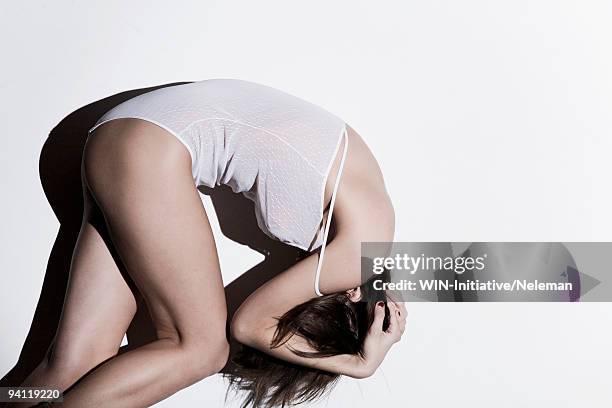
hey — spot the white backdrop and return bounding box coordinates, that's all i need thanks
[1,1,611,407]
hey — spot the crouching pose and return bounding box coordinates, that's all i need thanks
[9,79,403,408]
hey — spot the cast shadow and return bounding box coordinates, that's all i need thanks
[0,82,304,386]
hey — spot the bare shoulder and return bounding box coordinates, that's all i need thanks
[335,124,395,243]
[314,125,395,293]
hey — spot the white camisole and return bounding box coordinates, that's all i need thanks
[88,79,348,296]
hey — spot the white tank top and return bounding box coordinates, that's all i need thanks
[89,79,348,296]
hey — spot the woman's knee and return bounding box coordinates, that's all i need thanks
[44,341,116,386]
[174,335,230,383]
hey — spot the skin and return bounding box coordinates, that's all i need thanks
[231,124,403,377]
[8,119,403,407]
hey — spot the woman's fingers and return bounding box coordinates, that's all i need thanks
[391,300,406,316]
[397,302,407,323]
[390,301,403,320]
[372,301,386,332]
[399,314,406,334]
[386,303,401,339]
[398,303,407,334]
[392,301,407,320]
[390,301,407,336]
[398,302,407,316]
[374,301,406,341]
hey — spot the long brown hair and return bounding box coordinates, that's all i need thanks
[224,269,390,407]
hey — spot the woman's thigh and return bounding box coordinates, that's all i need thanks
[49,184,138,377]
[82,119,227,348]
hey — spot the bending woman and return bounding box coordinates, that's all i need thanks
[10,79,403,407]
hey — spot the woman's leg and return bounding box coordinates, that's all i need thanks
[9,172,138,406]
[60,120,229,407]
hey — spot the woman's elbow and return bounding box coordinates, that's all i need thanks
[353,364,377,379]
[230,311,269,348]
[230,313,253,345]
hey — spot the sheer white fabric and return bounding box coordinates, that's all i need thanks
[88,79,347,260]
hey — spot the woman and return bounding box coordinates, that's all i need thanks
[12,79,403,407]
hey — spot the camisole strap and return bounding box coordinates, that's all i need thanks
[314,126,349,296]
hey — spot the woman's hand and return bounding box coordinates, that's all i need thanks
[355,301,407,378]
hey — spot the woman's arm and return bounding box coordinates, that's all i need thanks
[230,180,398,377]
[232,292,405,378]
[230,233,366,376]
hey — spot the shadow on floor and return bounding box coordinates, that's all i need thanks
[0,82,304,386]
